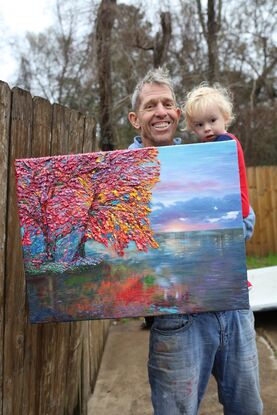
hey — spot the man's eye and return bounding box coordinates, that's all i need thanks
[165,103,174,108]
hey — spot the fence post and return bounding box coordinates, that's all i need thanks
[0,81,110,415]
[0,81,11,415]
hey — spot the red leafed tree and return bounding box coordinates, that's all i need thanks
[15,147,160,263]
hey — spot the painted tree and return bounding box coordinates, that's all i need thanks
[16,153,102,261]
[15,147,160,265]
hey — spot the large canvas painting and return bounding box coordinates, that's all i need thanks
[15,141,249,323]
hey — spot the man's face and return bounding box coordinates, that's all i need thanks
[128,83,181,147]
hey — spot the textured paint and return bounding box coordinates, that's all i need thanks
[15,142,249,323]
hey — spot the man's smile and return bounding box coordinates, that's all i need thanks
[152,121,171,130]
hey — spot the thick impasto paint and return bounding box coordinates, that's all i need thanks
[15,141,249,323]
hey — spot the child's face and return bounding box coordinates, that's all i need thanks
[191,105,227,142]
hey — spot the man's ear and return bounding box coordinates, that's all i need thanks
[128,112,141,130]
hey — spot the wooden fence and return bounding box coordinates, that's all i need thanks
[246,166,277,257]
[0,81,110,415]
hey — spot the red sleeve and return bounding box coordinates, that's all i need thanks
[228,134,250,218]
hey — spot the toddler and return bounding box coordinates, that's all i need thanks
[183,83,252,288]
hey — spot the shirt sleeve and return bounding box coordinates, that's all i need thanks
[234,138,250,218]
[243,206,255,240]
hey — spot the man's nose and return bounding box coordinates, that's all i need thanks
[155,102,167,116]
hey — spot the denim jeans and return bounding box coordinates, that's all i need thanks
[148,310,263,415]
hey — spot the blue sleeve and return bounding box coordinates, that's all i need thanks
[243,206,255,240]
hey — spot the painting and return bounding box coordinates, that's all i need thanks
[15,141,249,323]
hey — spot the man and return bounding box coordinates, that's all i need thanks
[128,68,263,415]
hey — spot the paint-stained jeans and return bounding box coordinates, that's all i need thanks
[148,310,263,415]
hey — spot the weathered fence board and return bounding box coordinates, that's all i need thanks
[68,110,86,155]
[32,96,52,157]
[0,81,11,415]
[0,81,110,415]
[268,166,277,253]
[83,117,97,153]
[246,166,277,256]
[51,104,71,155]
[4,87,33,415]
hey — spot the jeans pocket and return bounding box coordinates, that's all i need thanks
[238,308,251,314]
[152,314,193,335]
[237,309,255,340]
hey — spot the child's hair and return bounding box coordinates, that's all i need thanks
[182,82,235,131]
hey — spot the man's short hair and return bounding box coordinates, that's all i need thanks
[131,67,176,111]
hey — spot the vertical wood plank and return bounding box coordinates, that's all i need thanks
[247,166,277,257]
[64,109,86,414]
[21,96,53,415]
[4,87,33,415]
[269,166,277,253]
[51,103,71,155]
[38,323,59,414]
[256,167,268,256]
[54,323,71,414]
[38,102,72,414]
[64,323,83,413]
[31,97,52,157]
[263,167,274,256]
[81,322,91,414]
[83,116,97,153]
[68,110,86,155]
[246,167,258,256]
[21,325,42,415]
[0,81,11,415]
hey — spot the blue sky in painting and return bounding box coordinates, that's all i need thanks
[150,141,243,232]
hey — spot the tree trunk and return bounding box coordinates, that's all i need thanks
[207,0,220,83]
[73,234,86,261]
[197,0,221,83]
[153,12,172,68]
[96,0,117,151]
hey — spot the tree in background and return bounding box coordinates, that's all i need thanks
[96,0,117,151]
[196,0,221,83]
[13,0,277,165]
[16,0,99,113]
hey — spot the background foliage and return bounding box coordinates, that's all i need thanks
[14,0,277,164]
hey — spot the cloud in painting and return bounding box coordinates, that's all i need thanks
[208,211,239,223]
[150,194,242,232]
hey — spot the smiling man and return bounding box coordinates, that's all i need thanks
[128,69,181,148]
[127,68,263,415]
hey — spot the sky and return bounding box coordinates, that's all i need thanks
[151,141,243,233]
[0,0,55,82]
[0,0,171,85]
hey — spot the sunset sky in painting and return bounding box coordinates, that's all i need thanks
[150,141,243,233]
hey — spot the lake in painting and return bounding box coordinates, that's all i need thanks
[15,141,249,323]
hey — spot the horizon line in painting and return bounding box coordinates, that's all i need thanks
[15,141,249,323]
